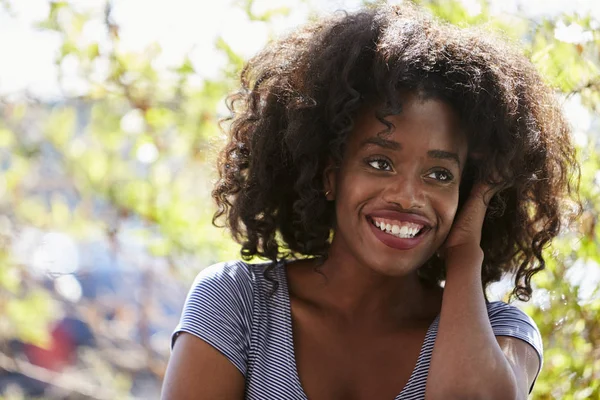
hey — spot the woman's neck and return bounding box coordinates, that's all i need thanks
[286,253,442,328]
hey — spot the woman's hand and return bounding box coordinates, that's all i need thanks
[442,181,503,270]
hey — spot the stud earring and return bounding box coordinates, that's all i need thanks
[324,190,331,197]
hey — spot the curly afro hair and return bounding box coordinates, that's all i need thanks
[212,3,579,301]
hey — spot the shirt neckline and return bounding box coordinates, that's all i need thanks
[276,261,439,400]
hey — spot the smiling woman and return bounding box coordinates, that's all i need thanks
[327,97,468,274]
[162,3,579,400]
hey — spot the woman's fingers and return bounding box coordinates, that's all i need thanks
[444,183,495,250]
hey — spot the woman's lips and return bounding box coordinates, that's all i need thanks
[367,209,432,228]
[367,216,430,250]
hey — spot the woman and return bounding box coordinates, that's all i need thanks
[162,4,578,399]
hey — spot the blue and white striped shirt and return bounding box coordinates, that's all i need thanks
[172,260,543,399]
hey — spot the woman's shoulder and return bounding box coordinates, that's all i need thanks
[188,259,280,297]
[172,260,275,376]
[194,259,251,280]
[486,301,538,326]
[485,300,543,353]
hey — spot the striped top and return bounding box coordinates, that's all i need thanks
[172,260,543,399]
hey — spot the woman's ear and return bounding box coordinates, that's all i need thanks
[323,159,337,201]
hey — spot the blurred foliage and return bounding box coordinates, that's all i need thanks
[0,0,598,399]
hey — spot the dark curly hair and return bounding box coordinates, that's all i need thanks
[212,3,579,301]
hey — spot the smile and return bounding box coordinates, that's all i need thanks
[370,217,424,239]
[366,215,430,250]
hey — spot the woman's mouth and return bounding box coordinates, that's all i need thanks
[370,217,424,239]
[366,215,430,250]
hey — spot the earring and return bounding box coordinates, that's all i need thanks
[324,190,331,197]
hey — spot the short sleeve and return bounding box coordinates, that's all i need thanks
[487,301,543,392]
[171,261,254,377]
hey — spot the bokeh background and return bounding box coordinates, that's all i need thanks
[0,0,598,399]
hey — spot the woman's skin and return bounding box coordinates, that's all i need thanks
[161,94,540,400]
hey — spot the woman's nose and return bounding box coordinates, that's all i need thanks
[382,175,425,209]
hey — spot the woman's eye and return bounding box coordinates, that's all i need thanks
[368,159,392,171]
[427,170,453,182]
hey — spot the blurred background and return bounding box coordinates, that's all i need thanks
[0,0,598,399]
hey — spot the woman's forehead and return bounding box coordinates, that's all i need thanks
[348,95,468,154]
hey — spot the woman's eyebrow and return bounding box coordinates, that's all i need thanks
[360,138,460,167]
[361,136,401,150]
[428,149,460,167]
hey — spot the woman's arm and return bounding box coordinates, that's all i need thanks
[425,184,540,400]
[426,258,539,399]
[161,333,245,400]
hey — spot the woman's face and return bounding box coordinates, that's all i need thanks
[326,94,468,276]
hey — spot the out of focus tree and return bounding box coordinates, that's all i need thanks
[0,1,245,397]
[0,0,598,398]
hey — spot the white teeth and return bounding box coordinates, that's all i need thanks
[371,218,423,239]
